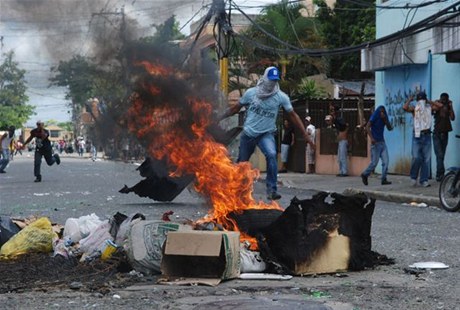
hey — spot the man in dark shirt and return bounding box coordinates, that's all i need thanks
[432,93,455,181]
[23,121,60,182]
[361,106,393,186]
[279,119,294,173]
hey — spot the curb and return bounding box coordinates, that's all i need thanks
[343,188,441,208]
[280,179,441,208]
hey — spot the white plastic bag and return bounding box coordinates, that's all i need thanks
[240,242,267,273]
[78,220,112,257]
[63,213,102,243]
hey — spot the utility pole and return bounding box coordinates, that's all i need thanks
[216,0,230,95]
[92,6,128,91]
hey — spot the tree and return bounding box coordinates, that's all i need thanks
[0,51,34,129]
[49,55,125,134]
[142,15,186,44]
[234,0,326,95]
[57,121,73,132]
[314,0,375,79]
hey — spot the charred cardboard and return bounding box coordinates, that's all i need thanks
[160,231,240,286]
[293,230,350,275]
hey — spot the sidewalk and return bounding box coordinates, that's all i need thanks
[277,172,440,207]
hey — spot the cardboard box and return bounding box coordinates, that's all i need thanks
[293,231,351,275]
[126,221,191,275]
[160,230,240,286]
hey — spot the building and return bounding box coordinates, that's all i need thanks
[361,1,460,174]
[23,125,73,144]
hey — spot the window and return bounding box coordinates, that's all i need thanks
[50,130,60,138]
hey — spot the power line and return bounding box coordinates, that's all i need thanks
[227,0,460,57]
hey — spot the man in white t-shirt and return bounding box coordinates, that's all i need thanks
[78,139,86,157]
[305,116,316,174]
[403,91,436,187]
[0,126,15,173]
[222,66,314,200]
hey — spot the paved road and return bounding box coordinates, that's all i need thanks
[0,154,317,223]
[1,155,459,309]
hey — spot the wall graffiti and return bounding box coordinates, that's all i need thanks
[385,87,426,129]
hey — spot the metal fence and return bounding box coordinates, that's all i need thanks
[285,98,375,172]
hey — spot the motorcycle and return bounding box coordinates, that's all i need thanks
[439,134,460,212]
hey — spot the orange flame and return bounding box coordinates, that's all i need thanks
[127,61,282,246]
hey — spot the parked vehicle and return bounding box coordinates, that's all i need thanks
[439,135,460,212]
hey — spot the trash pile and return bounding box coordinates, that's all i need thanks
[0,192,394,290]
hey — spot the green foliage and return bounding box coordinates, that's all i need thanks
[296,78,327,99]
[233,0,327,95]
[57,121,73,131]
[314,0,375,79]
[0,51,34,129]
[242,1,324,70]
[49,55,125,122]
[140,16,185,44]
[50,55,102,105]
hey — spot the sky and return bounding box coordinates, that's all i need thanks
[0,0,281,126]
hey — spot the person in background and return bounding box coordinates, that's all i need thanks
[23,121,60,182]
[222,66,314,200]
[330,104,349,177]
[305,116,316,174]
[279,119,294,173]
[324,114,333,128]
[403,91,436,187]
[0,126,16,173]
[14,140,23,156]
[361,106,393,186]
[431,92,455,181]
[91,144,97,162]
[78,139,86,157]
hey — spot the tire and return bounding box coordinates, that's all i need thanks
[439,171,460,212]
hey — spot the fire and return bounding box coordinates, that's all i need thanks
[127,61,282,246]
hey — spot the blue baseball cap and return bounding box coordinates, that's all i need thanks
[265,66,280,81]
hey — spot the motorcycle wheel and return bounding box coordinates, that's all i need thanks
[439,171,460,212]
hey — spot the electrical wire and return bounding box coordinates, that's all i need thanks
[228,0,460,57]
[343,0,449,9]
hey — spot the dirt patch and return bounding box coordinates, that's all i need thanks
[0,253,139,294]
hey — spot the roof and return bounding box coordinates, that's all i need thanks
[332,80,375,96]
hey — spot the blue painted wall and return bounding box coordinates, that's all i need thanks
[374,1,460,176]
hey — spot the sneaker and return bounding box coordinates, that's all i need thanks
[278,169,288,173]
[420,181,431,187]
[381,179,392,185]
[0,170,5,174]
[267,192,282,200]
[54,154,61,165]
[361,174,368,186]
[34,175,42,183]
[410,179,417,186]
[336,174,349,177]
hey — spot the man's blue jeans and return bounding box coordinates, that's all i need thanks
[362,141,389,181]
[337,140,348,175]
[433,132,449,180]
[410,133,431,183]
[238,132,278,195]
[0,149,11,171]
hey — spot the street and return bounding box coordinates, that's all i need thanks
[1,154,459,309]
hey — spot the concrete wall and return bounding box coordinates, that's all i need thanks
[315,129,371,176]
